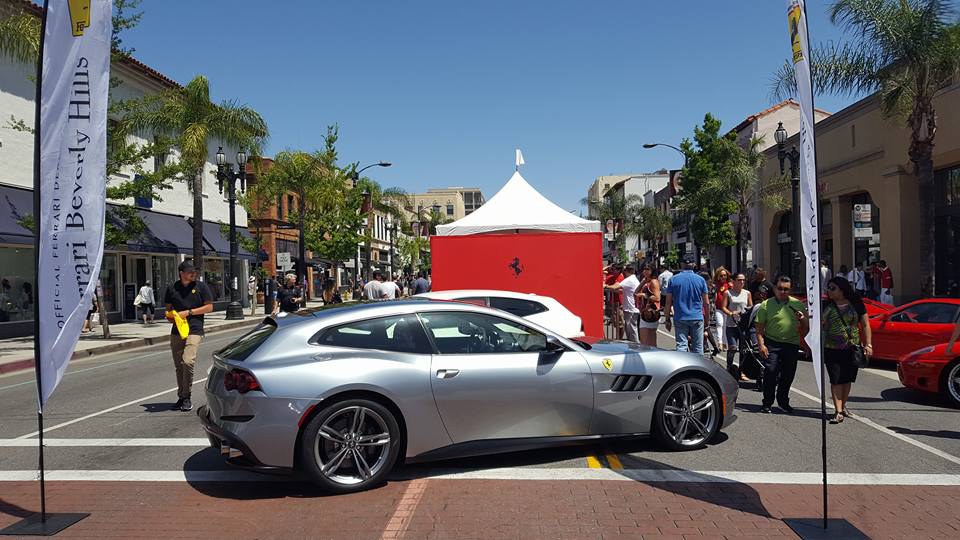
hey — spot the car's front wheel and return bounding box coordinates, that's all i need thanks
[653,377,721,451]
[941,360,960,408]
[300,398,401,493]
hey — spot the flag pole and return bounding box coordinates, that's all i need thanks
[32,0,50,523]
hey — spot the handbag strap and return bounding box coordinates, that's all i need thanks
[831,303,859,346]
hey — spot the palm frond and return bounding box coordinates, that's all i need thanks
[0,11,40,65]
[771,42,884,101]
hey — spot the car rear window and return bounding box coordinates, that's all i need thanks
[490,297,547,317]
[217,320,277,361]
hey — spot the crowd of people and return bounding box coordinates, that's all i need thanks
[604,255,875,421]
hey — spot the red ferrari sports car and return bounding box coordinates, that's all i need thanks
[899,342,960,407]
[869,298,960,362]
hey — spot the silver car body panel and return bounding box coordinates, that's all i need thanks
[202,300,737,470]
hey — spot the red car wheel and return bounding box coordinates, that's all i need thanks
[941,360,960,408]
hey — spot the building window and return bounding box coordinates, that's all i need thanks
[935,166,960,296]
[203,259,226,302]
[277,195,284,221]
[0,247,35,323]
[288,195,296,219]
[446,204,454,216]
[100,253,118,313]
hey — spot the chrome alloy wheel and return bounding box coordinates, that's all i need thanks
[947,363,960,405]
[314,405,392,486]
[661,381,718,447]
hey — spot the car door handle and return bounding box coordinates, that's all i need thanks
[436,369,460,379]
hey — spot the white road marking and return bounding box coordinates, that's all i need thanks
[0,333,240,390]
[0,469,959,485]
[0,438,209,447]
[13,378,208,440]
[789,387,960,467]
[657,325,960,466]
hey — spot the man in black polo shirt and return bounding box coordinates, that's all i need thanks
[273,273,303,314]
[164,260,214,411]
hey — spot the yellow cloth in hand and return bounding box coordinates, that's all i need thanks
[172,311,190,340]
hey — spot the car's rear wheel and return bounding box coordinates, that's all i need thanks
[300,399,401,493]
[940,360,960,408]
[653,377,720,451]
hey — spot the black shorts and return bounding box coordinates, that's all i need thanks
[824,347,858,385]
[140,303,155,315]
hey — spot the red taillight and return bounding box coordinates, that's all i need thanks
[224,369,261,394]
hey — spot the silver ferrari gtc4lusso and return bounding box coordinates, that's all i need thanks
[198,299,738,493]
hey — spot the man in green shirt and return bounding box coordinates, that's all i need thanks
[755,275,810,414]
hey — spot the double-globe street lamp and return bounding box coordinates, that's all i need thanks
[642,142,696,265]
[350,162,391,284]
[215,146,247,321]
[774,122,802,288]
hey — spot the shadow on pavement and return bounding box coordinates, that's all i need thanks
[140,402,177,413]
[887,426,960,440]
[0,498,35,519]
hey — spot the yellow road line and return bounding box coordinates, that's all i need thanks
[585,454,603,468]
[605,452,623,470]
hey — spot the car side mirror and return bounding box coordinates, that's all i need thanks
[545,335,566,353]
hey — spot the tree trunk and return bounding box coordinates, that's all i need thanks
[192,170,204,272]
[909,102,937,298]
[96,290,110,339]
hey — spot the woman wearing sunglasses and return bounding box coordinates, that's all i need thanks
[823,276,873,424]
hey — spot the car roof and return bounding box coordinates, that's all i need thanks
[416,289,555,302]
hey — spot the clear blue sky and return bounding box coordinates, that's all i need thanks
[125,0,860,212]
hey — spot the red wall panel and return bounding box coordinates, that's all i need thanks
[430,232,604,337]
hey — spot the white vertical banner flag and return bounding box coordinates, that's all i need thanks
[786,0,823,392]
[37,0,112,409]
[515,148,525,168]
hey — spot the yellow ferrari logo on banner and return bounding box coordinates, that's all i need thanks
[788,4,803,63]
[602,358,614,371]
[68,0,91,37]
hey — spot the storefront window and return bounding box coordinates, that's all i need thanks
[851,194,881,268]
[204,258,226,301]
[935,166,960,296]
[99,253,118,313]
[0,247,35,323]
[152,255,177,301]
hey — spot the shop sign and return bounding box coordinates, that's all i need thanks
[777,232,792,244]
[853,203,872,222]
[853,222,873,238]
[277,252,293,271]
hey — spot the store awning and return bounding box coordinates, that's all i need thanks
[202,220,256,261]
[0,185,35,246]
[126,209,195,254]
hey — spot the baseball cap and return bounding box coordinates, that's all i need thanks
[178,260,196,273]
[681,254,696,265]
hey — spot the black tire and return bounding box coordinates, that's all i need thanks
[940,360,960,409]
[652,377,722,451]
[300,398,401,494]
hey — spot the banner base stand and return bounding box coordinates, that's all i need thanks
[0,513,89,536]
[783,518,867,540]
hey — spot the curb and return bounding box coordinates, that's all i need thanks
[0,318,262,377]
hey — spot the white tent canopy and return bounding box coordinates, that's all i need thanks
[435,171,602,236]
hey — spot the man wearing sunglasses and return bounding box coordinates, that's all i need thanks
[754,275,809,414]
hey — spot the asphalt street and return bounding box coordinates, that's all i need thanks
[1,325,958,481]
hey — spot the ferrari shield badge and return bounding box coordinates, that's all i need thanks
[602,358,614,371]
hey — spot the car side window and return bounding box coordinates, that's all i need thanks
[489,297,547,317]
[890,303,959,324]
[419,312,548,354]
[316,315,433,354]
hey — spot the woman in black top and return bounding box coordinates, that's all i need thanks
[822,276,873,424]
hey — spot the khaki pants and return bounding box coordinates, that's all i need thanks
[170,334,202,399]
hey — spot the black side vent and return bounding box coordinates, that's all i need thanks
[610,375,651,392]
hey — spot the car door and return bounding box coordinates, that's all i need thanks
[420,310,594,443]
[873,302,960,360]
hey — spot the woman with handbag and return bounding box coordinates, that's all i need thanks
[823,276,873,424]
[636,263,661,347]
[721,273,753,380]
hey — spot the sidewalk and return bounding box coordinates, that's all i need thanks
[0,300,326,376]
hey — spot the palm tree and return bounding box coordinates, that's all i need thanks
[772,0,960,295]
[0,8,39,65]
[123,75,268,271]
[628,206,673,265]
[581,191,644,263]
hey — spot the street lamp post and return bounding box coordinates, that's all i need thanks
[774,122,802,287]
[216,147,248,321]
[642,142,699,266]
[350,162,391,284]
[387,219,397,280]
[362,189,372,281]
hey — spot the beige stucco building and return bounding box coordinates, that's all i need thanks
[756,81,960,304]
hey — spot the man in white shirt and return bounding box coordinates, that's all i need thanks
[363,271,385,300]
[848,263,866,296]
[605,265,641,342]
[820,260,833,293]
[658,266,674,293]
[380,273,402,300]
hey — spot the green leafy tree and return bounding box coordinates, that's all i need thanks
[628,206,673,264]
[662,248,680,270]
[123,75,268,271]
[676,114,739,258]
[581,191,644,263]
[0,6,39,65]
[772,0,960,295]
